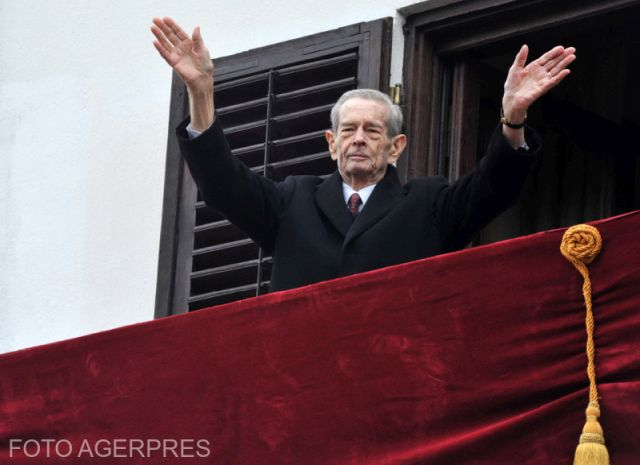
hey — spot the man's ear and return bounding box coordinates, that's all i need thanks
[387,134,407,164]
[325,130,338,161]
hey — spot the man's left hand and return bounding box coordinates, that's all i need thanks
[501,45,576,147]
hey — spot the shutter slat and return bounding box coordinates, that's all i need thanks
[272,129,327,146]
[190,284,257,303]
[193,237,254,255]
[194,220,247,249]
[270,131,328,164]
[195,205,224,226]
[191,259,259,295]
[273,77,357,116]
[272,104,333,139]
[271,151,330,169]
[214,72,269,108]
[276,52,358,76]
[188,284,258,310]
[191,258,259,279]
[194,218,230,233]
[230,143,266,169]
[273,103,333,123]
[275,76,356,101]
[223,119,267,148]
[274,53,358,94]
[192,239,259,272]
[215,71,270,89]
[231,142,265,156]
[217,97,269,128]
[217,96,269,115]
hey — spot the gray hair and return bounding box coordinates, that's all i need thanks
[330,88,403,137]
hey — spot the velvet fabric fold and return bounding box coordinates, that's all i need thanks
[1,211,639,464]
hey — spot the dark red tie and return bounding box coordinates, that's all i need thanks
[348,193,362,216]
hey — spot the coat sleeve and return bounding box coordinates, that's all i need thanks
[176,118,289,253]
[432,125,543,252]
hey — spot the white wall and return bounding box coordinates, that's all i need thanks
[0,0,416,353]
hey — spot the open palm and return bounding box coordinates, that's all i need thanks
[151,17,213,88]
[503,45,576,117]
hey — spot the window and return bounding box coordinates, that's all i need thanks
[156,19,392,316]
[401,0,640,244]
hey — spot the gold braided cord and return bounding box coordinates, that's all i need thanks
[560,224,602,403]
[561,224,610,465]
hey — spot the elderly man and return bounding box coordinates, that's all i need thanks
[152,17,576,292]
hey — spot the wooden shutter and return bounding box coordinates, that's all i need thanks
[156,19,392,316]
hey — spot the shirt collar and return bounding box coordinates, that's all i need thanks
[342,182,377,208]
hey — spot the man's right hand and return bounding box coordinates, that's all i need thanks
[152,17,215,132]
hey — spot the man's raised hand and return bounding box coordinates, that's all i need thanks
[152,17,215,131]
[500,45,575,147]
[502,44,576,123]
[151,17,213,90]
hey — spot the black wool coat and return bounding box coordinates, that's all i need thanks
[177,119,541,292]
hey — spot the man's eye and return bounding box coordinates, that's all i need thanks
[341,127,354,133]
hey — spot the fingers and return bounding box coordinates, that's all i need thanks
[546,68,571,89]
[511,44,529,70]
[536,45,568,68]
[548,51,576,76]
[537,60,573,95]
[192,26,203,53]
[503,44,576,111]
[525,45,576,79]
[152,40,172,64]
[151,24,173,52]
[163,17,190,41]
[152,17,185,48]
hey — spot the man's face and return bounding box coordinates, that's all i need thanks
[325,98,406,190]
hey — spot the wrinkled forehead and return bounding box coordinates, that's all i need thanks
[338,98,390,127]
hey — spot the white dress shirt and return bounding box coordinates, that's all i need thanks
[341,183,376,213]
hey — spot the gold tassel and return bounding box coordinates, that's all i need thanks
[560,224,610,465]
[573,401,609,465]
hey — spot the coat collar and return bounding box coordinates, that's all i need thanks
[315,171,353,237]
[314,165,406,241]
[345,165,406,245]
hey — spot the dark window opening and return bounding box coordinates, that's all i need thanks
[403,0,640,246]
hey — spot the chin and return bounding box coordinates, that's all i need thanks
[345,168,372,178]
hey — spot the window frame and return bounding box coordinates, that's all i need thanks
[400,0,639,181]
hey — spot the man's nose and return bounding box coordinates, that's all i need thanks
[352,126,366,144]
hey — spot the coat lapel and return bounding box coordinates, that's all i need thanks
[315,171,352,238]
[344,165,406,246]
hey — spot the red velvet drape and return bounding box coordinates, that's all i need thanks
[1,212,639,464]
